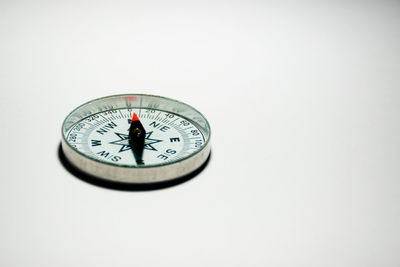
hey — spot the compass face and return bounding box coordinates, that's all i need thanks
[66,108,205,167]
[61,94,211,184]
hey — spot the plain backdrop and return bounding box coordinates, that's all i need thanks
[1,0,400,266]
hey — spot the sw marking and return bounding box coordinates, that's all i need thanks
[96,150,122,162]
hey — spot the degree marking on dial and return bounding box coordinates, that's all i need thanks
[183,126,193,131]
[168,117,179,126]
[99,114,109,122]
[139,97,143,117]
[83,120,94,127]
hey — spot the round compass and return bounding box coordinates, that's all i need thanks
[61,94,211,184]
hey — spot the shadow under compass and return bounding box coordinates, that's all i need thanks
[57,143,211,191]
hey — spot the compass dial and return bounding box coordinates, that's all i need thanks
[66,108,205,166]
[61,94,211,184]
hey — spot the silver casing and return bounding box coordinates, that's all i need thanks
[61,94,211,184]
[61,138,210,183]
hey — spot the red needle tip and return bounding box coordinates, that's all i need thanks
[131,112,140,121]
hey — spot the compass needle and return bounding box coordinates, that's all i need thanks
[129,112,146,164]
[61,94,211,184]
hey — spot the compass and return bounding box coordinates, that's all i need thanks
[61,94,211,184]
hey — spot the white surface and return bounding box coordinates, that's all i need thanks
[1,0,400,266]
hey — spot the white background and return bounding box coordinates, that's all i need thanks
[1,0,400,266]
